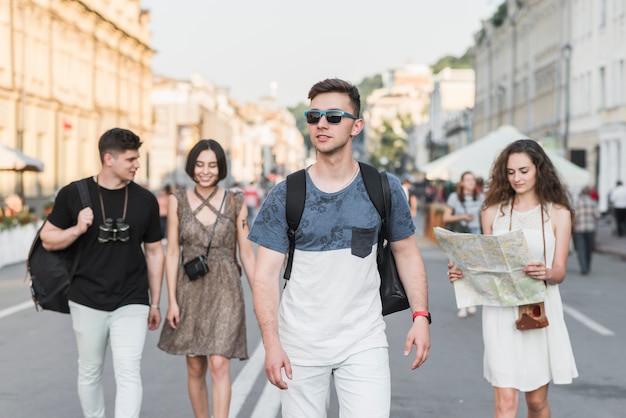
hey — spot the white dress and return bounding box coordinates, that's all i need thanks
[483,203,578,391]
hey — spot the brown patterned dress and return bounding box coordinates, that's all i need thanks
[158,188,248,360]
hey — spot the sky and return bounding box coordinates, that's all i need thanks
[142,0,500,108]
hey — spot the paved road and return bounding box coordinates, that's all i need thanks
[0,236,624,417]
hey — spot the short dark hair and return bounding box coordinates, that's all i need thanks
[185,139,228,183]
[98,128,142,162]
[308,78,361,118]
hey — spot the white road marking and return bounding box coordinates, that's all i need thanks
[0,300,33,319]
[563,304,615,336]
[229,341,268,417]
[250,381,281,418]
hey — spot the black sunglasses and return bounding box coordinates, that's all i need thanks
[304,110,358,125]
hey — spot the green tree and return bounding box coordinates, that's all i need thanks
[432,48,474,74]
[369,114,413,174]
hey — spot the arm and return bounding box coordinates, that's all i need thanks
[390,236,430,370]
[40,206,93,251]
[164,195,181,329]
[409,195,418,217]
[144,239,164,330]
[252,245,291,389]
[236,203,256,289]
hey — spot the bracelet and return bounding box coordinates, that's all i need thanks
[150,304,160,310]
[412,310,432,324]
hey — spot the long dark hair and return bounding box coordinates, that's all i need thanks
[457,171,479,203]
[484,139,572,216]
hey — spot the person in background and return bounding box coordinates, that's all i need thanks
[40,128,164,418]
[402,178,419,218]
[242,181,261,224]
[609,180,626,237]
[573,187,600,275]
[448,139,577,418]
[157,184,172,238]
[157,139,255,418]
[442,171,484,318]
[249,78,430,417]
[3,193,27,216]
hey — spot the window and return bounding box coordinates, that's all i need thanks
[599,67,606,109]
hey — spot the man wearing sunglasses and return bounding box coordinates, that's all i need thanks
[249,78,430,417]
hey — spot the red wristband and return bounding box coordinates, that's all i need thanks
[412,311,432,324]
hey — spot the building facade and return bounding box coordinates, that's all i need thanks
[0,0,153,198]
[473,0,626,210]
[151,74,305,190]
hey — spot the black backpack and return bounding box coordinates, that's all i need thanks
[284,162,410,315]
[27,179,91,314]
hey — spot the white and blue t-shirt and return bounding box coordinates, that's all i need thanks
[248,169,415,365]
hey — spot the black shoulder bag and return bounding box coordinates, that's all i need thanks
[27,179,91,313]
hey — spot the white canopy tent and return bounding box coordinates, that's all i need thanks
[419,125,591,190]
[0,143,44,172]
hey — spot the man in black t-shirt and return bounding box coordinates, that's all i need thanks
[41,128,164,418]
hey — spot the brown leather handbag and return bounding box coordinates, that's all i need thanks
[516,302,549,330]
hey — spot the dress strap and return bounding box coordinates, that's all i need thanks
[192,187,220,216]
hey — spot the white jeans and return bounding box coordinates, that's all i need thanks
[281,347,390,418]
[69,301,149,418]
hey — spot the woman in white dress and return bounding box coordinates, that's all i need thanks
[448,140,578,417]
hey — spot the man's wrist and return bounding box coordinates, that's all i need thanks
[412,310,431,324]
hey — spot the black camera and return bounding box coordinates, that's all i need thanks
[98,218,130,243]
[184,255,209,280]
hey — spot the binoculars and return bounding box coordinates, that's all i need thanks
[98,218,130,243]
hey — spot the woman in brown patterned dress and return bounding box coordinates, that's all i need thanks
[158,139,255,418]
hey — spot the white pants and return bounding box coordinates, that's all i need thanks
[69,301,149,418]
[281,347,390,418]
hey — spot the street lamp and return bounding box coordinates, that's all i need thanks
[562,44,572,158]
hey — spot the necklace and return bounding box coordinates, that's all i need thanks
[339,161,359,190]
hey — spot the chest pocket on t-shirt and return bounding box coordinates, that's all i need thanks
[351,226,377,258]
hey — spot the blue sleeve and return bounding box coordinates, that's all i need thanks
[248,181,289,254]
[387,174,416,242]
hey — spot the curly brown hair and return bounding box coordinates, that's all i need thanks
[484,139,573,216]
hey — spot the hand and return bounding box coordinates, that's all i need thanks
[76,207,94,234]
[148,307,161,330]
[166,304,180,329]
[447,262,463,283]
[465,214,474,221]
[524,262,548,281]
[404,319,430,369]
[264,343,292,390]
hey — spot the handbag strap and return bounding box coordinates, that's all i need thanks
[203,190,226,258]
[229,190,239,265]
[509,202,547,287]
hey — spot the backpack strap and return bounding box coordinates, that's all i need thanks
[359,162,391,263]
[283,169,306,280]
[76,178,92,209]
[358,162,384,219]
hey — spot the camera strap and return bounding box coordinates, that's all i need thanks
[203,190,227,258]
[96,176,128,223]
